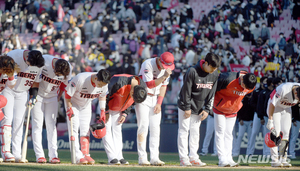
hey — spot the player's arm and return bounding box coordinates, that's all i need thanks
[142,62,172,89]
[154,85,167,114]
[6,72,17,89]
[179,68,194,118]
[57,83,67,101]
[201,79,218,121]
[64,78,79,120]
[28,82,39,106]
[98,86,108,123]
[216,72,230,92]
[266,89,282,131]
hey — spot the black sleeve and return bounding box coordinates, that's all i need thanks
[122,104,132,115]
[250,90,259,110]
[257,91,266,120]
[203,77,218,113]
[216,72,230,92]
[180,68,195,111]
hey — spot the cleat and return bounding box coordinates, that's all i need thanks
[150,159,165,166]
[190,158,207,167]
[218,162,230,167]
[37,157,47,163]
[2,152,15,162]
[15,158,28,163]
[199,152,207,156]
[77,158,88,165]
[271,161,283,167]
[84,155,95,165]
[180,158,192,166]
[119,159,129,165]
[211,153,218,156]
[109,159,120,165]
[139,160,150,166]
[229,162,239,167]
[282,162,292,167]
[50,158,61,164]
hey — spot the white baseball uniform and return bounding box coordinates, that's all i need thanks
[64,72,108,162]
[201,115,217,155]
[1,49,43,160]
[267,82,300,162]
[135,58,169,163]
[31,55,72,161]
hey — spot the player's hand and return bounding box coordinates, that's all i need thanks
[105,113,110,123]
[57,94,62,102]
[199,110,208,121]
[100,110,106,122]
[154,104,161,114]
[293,121,297,127]
[66,107,74,121]
[28,97,37,107]
[184,110,191,119]
[239,120,244,126]
[260,119,265,125]
[266,119,274,130]
[163,68,172,77]
[118,114,127,124]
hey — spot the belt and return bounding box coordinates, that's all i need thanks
[147,93,156,96]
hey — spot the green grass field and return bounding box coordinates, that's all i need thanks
[0,149,299,171]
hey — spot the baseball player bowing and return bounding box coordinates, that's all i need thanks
[213,71,256,167]
[0,55,21,163]
[177,53,221,166]
[65,69,111,164]
[30,55,72,163]
[1,50,44,162]
[102,74,147,165]
[266,82,300,167]
[135,52,174,166]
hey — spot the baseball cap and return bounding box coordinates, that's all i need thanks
[160,52,175,70]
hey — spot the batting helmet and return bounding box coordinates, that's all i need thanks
[90,120,106,139]
[265,130,283,148]
[132,85,147,103]
[0,95,7,108]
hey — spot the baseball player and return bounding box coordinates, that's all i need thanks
[177,53,221,166]
[213,71,256,167]
[30,55,72,163]
[102,74,147,165]
[0,55,21,163]
[135,52,174,166]
[1,50,44,162]
[248,76,267,155]
[266,82,300,167]
[65,69,111,164]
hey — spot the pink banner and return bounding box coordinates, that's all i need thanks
[229,64,250,72]
[167,0,179,11]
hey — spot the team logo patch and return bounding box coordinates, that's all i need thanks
[144,69,149,73]
[71,82,76,87]
[275,93,280,98]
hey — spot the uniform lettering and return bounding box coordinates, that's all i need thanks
[17,72,37,80]
[41,74,61,85]
[280,101,297,106]
[233,90,247,96]
[0,79,7,84]
[79,93,100,99]
[196,83,213,89]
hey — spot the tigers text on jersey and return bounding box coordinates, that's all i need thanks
[65,72,108,110]
[36,55,72,98]
[6,49,42,92]
[269,82,300,109]
[139,58,169,95]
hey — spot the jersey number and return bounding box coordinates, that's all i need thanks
[24,80,33,87]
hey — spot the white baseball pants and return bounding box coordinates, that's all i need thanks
[232,120,253,156]
[31,96,58,161]
[1,87,27,159]
[289,120,300,158]
[214,113,236,164]
[177,108,202,160]
[201,115,217,154]
[248,113,270,155]
[267,104,291,162]
[66,104,92,161]
[135,95,161,162]
[102,110,124,162]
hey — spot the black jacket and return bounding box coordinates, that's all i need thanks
[250,87,263,113]
[237,94,254,121]
[177,60,218,115]
[257,88,272,120]
[292,104,300,122]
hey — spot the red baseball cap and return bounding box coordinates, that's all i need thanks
[160,52,175,70]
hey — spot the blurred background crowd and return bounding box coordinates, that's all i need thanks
[0,0,300,124]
